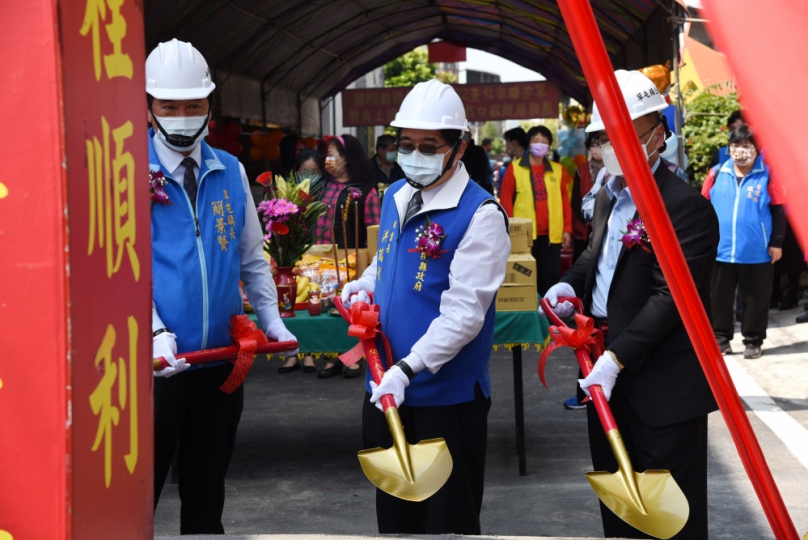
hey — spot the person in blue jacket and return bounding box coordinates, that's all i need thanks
[146,39,297,534]
[702,125,785,359]
[340,79,510,534]
[709,109,745,168]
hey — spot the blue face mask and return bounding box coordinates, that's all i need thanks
[385,151,397,163]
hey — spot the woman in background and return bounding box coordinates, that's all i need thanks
[314,134,380,378]
[278,149,328,374]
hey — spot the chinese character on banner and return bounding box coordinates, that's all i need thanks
[79,0,134,81]
[89,316,139,488]
[86,116,140,281]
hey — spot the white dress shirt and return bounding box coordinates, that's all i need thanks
[591,158,661,317]
[355,162,511,374]
[151,135,280,334]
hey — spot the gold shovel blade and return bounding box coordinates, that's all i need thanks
[359,437,453,502]
[586,468,690,539]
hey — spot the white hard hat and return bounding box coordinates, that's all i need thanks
[146,39,215,100]
[586,69,668,132]
[391,79,469,132]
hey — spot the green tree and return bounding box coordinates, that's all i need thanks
[683,82,741,187]
[383,48,457,88]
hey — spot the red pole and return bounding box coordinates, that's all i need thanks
[555,2,798,539]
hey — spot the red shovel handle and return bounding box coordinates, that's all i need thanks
[334,296,396,411]
[153,340,299,370]
[540,296,618,434]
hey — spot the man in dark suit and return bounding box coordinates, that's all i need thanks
[369,134,405,186]
[542,70,719,539]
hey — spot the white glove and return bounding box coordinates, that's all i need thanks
[153,331,189,378]
[265,319,299,357]
[538,282,576,318]
[341,280,374,308]
[578,352,622,401]
[369,365,410,412]
[344,290,371,309]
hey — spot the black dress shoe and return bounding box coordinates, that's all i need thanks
[797,312,808,324]
[318,361,343,378]
[344,361,363,378]
[303,363,317,373]
[778,300,798,311]
[278,362,300,374]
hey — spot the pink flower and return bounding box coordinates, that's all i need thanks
[150,169,172,205]
[621,218,651,251]
[257,198,299,219]
[414,217,448,259]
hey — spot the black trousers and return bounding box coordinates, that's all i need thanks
[362,386,491,534]
[711,261,772,347]
[587,392,709,539]
[532,235,562,297]
[154,363,244,535]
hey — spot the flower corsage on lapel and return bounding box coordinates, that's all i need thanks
[621,217,651,253]
[414,217,449,259]
[150,169,172,206]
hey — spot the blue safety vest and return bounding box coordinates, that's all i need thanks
[370,179,498,407]
[707,156,773,264]
[149,132,246,364]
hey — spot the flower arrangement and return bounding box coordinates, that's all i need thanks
[414,217,448,259]
[150,169,171,205]
[256,171,326,267]
[621,217,651,252]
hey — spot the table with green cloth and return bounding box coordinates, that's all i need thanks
[249,308,549,475]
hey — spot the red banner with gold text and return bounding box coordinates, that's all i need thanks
[61,0,153,536]
[342,81,559,127]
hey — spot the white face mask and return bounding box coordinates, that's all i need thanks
[398,148,454,189]
[600,124,659,177]
[154,114,209,152]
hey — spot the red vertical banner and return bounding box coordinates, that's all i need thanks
[0,1,71,537]
[60,0,153,537]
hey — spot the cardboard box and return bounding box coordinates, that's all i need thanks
[496,284,538,312]
[504,254,537,286]
[508,217,533,238]
[509,233,532,254]
[367,225,379,257]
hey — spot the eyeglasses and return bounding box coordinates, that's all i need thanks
[395,139,450,157]
[593,123,660,149]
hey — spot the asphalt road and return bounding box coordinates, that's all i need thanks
[155,308,808,539]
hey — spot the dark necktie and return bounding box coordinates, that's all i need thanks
[405,190,423,223]
[181,157,198,208]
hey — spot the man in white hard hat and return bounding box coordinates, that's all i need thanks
[340,79,510,533]
[542,70,719,538]
[146,39,297,534]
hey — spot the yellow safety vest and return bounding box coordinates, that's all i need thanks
[511,155,565,243]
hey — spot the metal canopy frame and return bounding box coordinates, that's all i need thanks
[144,0,672,106]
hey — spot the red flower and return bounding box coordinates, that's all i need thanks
[271,222,289,235]
[256,171,273,187]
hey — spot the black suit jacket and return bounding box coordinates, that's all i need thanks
[561,163,719,427]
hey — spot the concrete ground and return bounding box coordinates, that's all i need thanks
[155,307,808,539]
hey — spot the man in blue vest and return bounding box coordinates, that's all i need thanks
[146,39,297,534]
[340,79,511,534]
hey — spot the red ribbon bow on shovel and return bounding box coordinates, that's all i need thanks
[538,313,605,390]
[338,301,394,369]
[219,314,268,394]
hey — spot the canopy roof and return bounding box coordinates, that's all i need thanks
[145,0,674,104]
